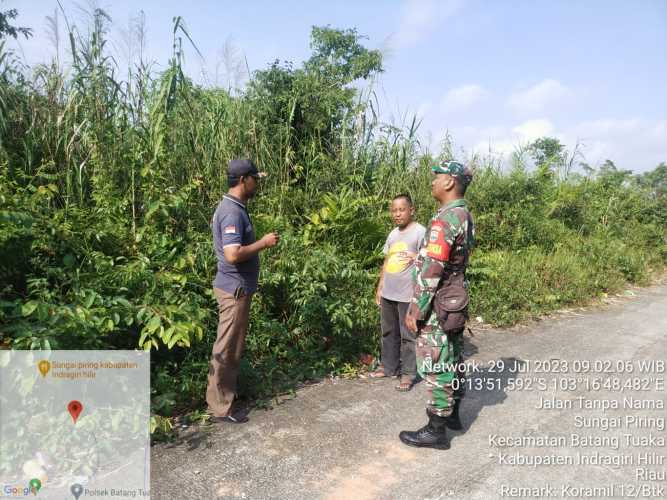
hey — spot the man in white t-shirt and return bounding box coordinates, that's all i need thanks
[370,194,426,391]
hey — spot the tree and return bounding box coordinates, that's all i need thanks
[305,26,383,84]
[528,137,565,169]
[597,159,633,188]
[0,7,32,40]
[637,162,667,197]
[246,26,383,165]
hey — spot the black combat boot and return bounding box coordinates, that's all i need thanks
[398,411,450,449]
[444,399,462,430]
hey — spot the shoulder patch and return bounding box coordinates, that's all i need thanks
[426,220,450,261]
[224,225,238,234]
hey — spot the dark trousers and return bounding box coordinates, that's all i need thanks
[380,297,416,377]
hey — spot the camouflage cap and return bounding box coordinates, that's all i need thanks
[431,160,473,186]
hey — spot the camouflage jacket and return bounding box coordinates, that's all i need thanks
[409,199,475,321]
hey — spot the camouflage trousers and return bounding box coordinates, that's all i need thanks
[416,312,465,417]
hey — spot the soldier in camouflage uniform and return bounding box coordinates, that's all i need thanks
[399,160,474,449]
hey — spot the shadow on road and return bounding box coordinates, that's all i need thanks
[161,426,215,451]
[452,351,527,437]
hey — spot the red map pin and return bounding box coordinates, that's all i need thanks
[67,400,83,424]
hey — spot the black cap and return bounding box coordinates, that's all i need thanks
[227,159,267,179]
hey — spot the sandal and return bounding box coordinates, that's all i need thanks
[368,368,388,378]
[208,408,249,424]
[395,375,414,391]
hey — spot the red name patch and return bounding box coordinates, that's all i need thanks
[426,221,450,261]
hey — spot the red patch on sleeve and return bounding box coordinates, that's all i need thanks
[426,221,450,261]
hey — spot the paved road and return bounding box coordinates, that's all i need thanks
[152,282,667,499]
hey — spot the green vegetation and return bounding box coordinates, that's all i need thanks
[1,10,665,422]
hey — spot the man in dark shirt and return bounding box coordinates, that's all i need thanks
[206,159,279,423]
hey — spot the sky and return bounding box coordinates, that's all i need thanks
[6,0,667,172]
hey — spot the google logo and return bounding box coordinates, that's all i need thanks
[2,479,41,496]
